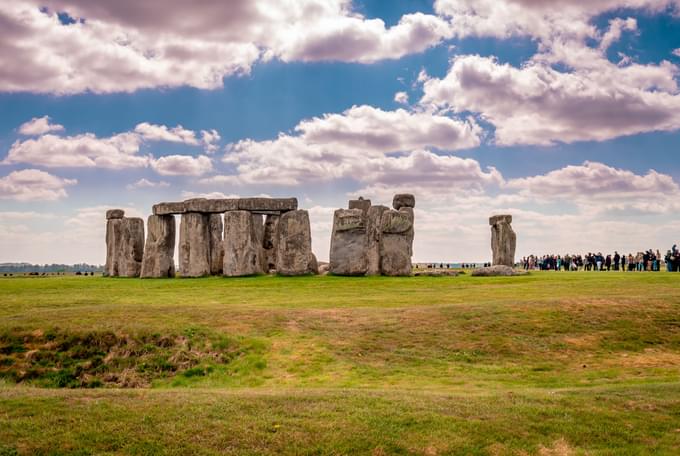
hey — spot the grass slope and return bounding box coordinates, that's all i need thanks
[1,272,679,454]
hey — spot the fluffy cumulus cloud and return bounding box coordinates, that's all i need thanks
[506,161,680,213]
[4,119,219,173]
[214,105,483,186]
[126,178,170,190]
[413,0,680,146]
[0,169,76,201]
[0,1,452,94]
[3,132,148,169]
[151,155,212,176]
[18,116,64,135]
[420,54,680,146]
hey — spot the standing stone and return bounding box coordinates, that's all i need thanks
[251,214,267,273]
[179,213,211,277]
[366,205,389,275]
[209,214,224,276]
[380,207,414,276]
[490,214,516,267]
[276,210,314,276]
[104,217,124,277]
[348,197,371,214]
[118,217,145,278]
[329,208,368,276]
[141,215,176,278]
[263,214,280,272]
[393,194,415,210]
[223,211,264,277]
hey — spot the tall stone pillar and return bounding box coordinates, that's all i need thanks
[179,213,211,277]
[263,214,280,272]
[276,210,314,276]
[209,214,224,276]
[104,209,125,277]
[223,211,264,276]
[379,194,415,276]
[141,215,176,278]
[118,217,145,278]
[490,215,516,267]
[366,205,389,276]
[329,208,369,276]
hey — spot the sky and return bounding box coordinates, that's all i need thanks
[1,0,680,264]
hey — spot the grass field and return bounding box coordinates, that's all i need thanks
[1,272,679,455]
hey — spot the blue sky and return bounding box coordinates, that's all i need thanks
[1,0,680,263]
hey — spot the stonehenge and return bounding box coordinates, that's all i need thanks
[140,215,175,278]
[105,210,144,278]
[490,215,516,267]
[329,194,415,276]
[107,197,313,278]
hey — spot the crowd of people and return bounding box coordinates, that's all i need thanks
[521,245,680,272]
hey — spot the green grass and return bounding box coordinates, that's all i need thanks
[1,272,679,454]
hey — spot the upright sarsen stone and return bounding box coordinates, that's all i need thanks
[179,213,211,277]
[276,210,314,276]
[118,217,145,278]
[329,208,368,276]
[223,211,263,277]
[263,214,280,272]
[366,205,388,276]
[490,214,516,267]
[141,215,176,278]
[104,216,124,277]
[209,214,224,276]
[380,207,414,276]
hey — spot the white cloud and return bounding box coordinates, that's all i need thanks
[5,119,221,173]
[0,169,76,201]
[152,154,212,176]
[4,132,149,169]
[18,116,65,135]
[126,178,170,190]
[216,105,482,185]
[599,17,637,52]
[0,1,453,94]
[506,161,680,213]
[394,91,409,104]
[134,123,199,145]
[420,54,680,146]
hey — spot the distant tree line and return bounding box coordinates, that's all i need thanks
[0,263,104,273]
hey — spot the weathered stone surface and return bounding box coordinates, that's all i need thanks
[393,194,415,210]
[380,207,413,276]
[104,218,123,277]
[366,205,388,275]
[276,210,314,276]
[329,208,368,276]
[308,253,319,275]
[251,214,267,273]
[471,265,526,277]
[348,197,371,214]
[263,215,280,272]
[118,218,145,278]
[153,202,186,216]
[489,214,512,226]
[179,213,211,277]
[381,209,413,234]
[209,214,224,276]
[238,198,298,212]
[106,209,125,219]
[141,215,176,278]
[184,198,239,213]
[490,214,516,267]
[223,211,264,277]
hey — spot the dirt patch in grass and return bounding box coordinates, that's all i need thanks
[0,327,253,388]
